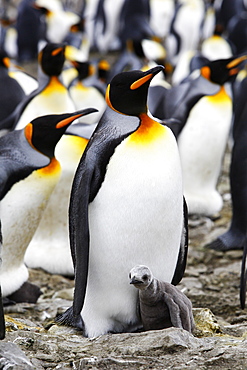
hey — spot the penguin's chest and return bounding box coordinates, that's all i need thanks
[15,80,75,129]
[88,120,183,280]
[178,88,232,149]
[1,158,61,262]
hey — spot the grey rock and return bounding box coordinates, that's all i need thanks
[0,342,33,369]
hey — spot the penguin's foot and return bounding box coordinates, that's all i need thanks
[205,233,244,251]
[6,281,42,304]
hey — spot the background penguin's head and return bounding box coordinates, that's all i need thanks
[24,108,97,158]
[201,55,247,85]
[38,42,66,76]
[106,66,164,116]
[0,50,10,69]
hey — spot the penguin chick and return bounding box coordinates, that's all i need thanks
[129,265,194,333]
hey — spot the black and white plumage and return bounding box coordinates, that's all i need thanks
[129,265,194,333]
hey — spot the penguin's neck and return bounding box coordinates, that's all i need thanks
[207,85,231,104]
[127,113,167,145]
[45,76,67,94]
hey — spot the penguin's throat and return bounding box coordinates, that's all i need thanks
[127,113,167,145]
[37,157,61,176]
[207,85,231,104]
[44,76,67,95]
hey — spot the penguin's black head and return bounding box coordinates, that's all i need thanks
[0,49,10,69]
[201,55,247,85]
[72,61,94,80]
[39,43,66,76]
[106,66,164,116]
[24,108,97,158]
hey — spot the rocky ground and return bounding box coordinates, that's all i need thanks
[1,148,247,369]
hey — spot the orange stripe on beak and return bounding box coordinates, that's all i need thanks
[56,113,84,129]
[130,73,153,90]
[227,55,247,69]
[52,47,64,56]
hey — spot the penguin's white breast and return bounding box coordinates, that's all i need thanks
[88,123,183,284]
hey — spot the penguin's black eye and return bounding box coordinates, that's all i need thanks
[129,273,131,279]
[142,274,148,281]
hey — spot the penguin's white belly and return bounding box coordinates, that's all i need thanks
[70,85,106,124]
[15,91,75,130]
[178,94,232,215]
[25,135,88,276]
[82,126,184,337]
[1,163,61,296]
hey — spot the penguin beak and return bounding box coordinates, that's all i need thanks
[130,65,164,90]
[226,55,247,76]
[56,108,98,129]
[130,278,143,285]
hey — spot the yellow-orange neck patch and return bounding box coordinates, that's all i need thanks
[127,113,167,146]
[37,157,61,175]
[43,76,67,95]
[207,85,231,104]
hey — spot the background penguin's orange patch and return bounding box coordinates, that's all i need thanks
[37,157,61,175]
[206,86,231,104]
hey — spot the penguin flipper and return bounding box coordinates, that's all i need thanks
[171,197,188,286]
[67,108,140,320]
[0,82,47,131]
[165,74,220,134]
[0,285,5,340]
[240,236,247,309]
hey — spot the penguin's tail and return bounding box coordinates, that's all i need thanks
[52,306,85,333]
[240,236,247,309]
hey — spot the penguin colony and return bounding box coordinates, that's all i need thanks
[0,0,246,339]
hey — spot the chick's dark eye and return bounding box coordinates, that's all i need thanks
[142,274,148,281]
[129,273,131,279]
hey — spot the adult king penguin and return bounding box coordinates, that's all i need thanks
[56,66,188,337]
[0,108,96,303]
[177,55,247,216]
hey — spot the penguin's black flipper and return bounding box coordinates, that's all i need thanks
[0,82,47,131]
[56,108,140,329]
[240,236,247,309]
[171,197,188,286]
[0,285,5,340]
[164,74,220,134]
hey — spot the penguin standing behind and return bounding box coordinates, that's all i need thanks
[0,108,96,302]
[14,43,76,130]
[68,61,106,124]
[56,66,188,337]
[207,68,247,251]
[129,265,194,332]
[0,50,25,129]
[177,55,247,216]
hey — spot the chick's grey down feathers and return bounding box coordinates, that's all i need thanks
[130,266,194,333]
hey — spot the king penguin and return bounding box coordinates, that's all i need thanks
[177,55,247,216]
[207,67,247,251]
[0,108,96,302]
[56,65,188,338]
[0,50,25,128]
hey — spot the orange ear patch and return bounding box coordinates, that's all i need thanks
[201,66,211,80]
[25,123,35,149]
[130,74,153,90]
